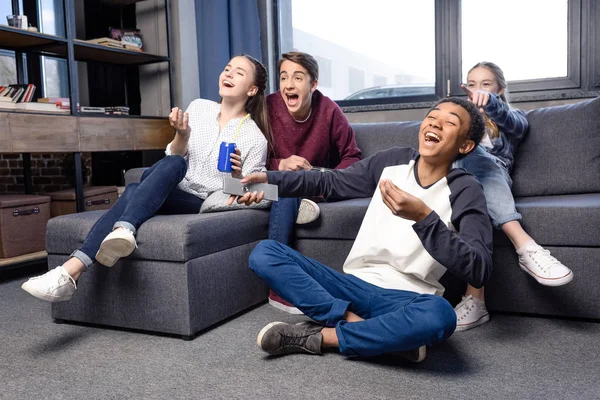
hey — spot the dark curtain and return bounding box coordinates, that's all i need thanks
[195,0,262,101]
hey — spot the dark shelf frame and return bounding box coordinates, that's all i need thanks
[1,0,173,212]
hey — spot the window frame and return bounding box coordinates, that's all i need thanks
[272,0,591,107]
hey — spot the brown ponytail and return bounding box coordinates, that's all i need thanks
[240,54,273,153]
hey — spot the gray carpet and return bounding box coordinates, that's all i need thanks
[1,272,599,400]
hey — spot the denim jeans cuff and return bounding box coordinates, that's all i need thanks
[335,321,357,357]
[494,212,522,229]
[325,299,351,327]
[70,250,94,270]
[113,221,136,235]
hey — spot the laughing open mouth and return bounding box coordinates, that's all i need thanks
[425,132,441,143]
[286,93,300,106]
[223,80,234,88]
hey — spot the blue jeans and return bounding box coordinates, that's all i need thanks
[249,240,456,357]
[268,197,301,244]
[454,145,522,228]
[72,155,203,269]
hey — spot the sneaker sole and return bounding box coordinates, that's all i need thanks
[519,265,574,287]
[393,346,427,363]
[256,322,286,351]
[455,313,490,332]
[21,281,72,302]
[296,199,320,225]
[96,231,136,267]
[268,297,304,315]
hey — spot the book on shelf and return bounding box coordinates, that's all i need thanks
[0,84,36,103]
[0,102,69,113]
[85,37,142,52]
[38,97,69,104]
[79,106,106,113]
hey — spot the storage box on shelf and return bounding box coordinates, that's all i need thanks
[49,186,118,217]
[0,194,50,258]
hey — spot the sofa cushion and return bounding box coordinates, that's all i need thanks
[353,121,420,158]
[295,198,369,240]
[514,193,600,247]
[296,194,600,247]
[513,96,600,197]
[46,209,269,262]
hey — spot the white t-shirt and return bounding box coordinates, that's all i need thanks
[166,99,268,199]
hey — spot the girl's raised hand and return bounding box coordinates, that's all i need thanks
[460,84,491,108]
[230,148,243,179]
[169,107,190,136]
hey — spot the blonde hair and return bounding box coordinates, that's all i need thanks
[468,62,509,140]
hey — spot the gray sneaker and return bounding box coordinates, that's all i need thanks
[21,266,77,302]
[257,321,323,355]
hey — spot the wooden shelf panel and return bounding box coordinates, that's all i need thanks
[0,113,10,151]
[9,113,79,152]
[1,112,171,153]
[79,116,135,151]
[74,40,169,65]
[133,118,173,150]
[0,251,47,268]
[0,25,67,56]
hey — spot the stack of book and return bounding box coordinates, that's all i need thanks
[0,84,36,104]
[105,106,130,115]
[78,106,130,115]
[85,37,142,52]
[0,85,69,113]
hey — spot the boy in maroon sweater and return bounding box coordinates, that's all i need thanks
[267,52,361,313]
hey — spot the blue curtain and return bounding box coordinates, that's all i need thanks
[195,0,263,101]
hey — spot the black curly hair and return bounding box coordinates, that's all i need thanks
[428,97,486,160]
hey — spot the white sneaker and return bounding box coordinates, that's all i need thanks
[21,266,77,302]
[455,295,489,332]
[96,228,137,267]
[518,243,573,287]
[296,199,320,224]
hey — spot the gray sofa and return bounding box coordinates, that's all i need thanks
[46,96,600,338]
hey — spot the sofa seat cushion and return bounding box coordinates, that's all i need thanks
[46,209,270,262]
[512,193,600,247]
[296,198,370,240]
[296,194,600,247]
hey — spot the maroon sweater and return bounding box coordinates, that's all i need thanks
[267,90,361,171]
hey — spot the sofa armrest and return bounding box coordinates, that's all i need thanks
[124,168,149,185]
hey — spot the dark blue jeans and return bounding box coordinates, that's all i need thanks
[72,155,203,268]
[268,197,301,244]
[249,240,456,357]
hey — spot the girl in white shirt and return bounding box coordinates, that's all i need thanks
[22,55,271,303]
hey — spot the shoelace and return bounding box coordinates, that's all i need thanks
[526,247,562,273]
[283,334,307,348]
[56,271,77,290]
[456,295,474,320]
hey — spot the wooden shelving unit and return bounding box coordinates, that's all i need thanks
[0,0,174,268]
[0,251,47,270]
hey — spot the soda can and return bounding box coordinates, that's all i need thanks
[217,142,237,172]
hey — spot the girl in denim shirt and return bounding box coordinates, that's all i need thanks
[453,62,572,332]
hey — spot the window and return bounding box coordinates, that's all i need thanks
[461,0,568,82]
[278,0,436,102]
[373,74,387,87]
[348,67,364,95]
[42,57,68,97]
[314,55,332,88]
[38,0,68,97]
[275,0,586,106]
[0,51,17,84]
[39,0,65,37]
